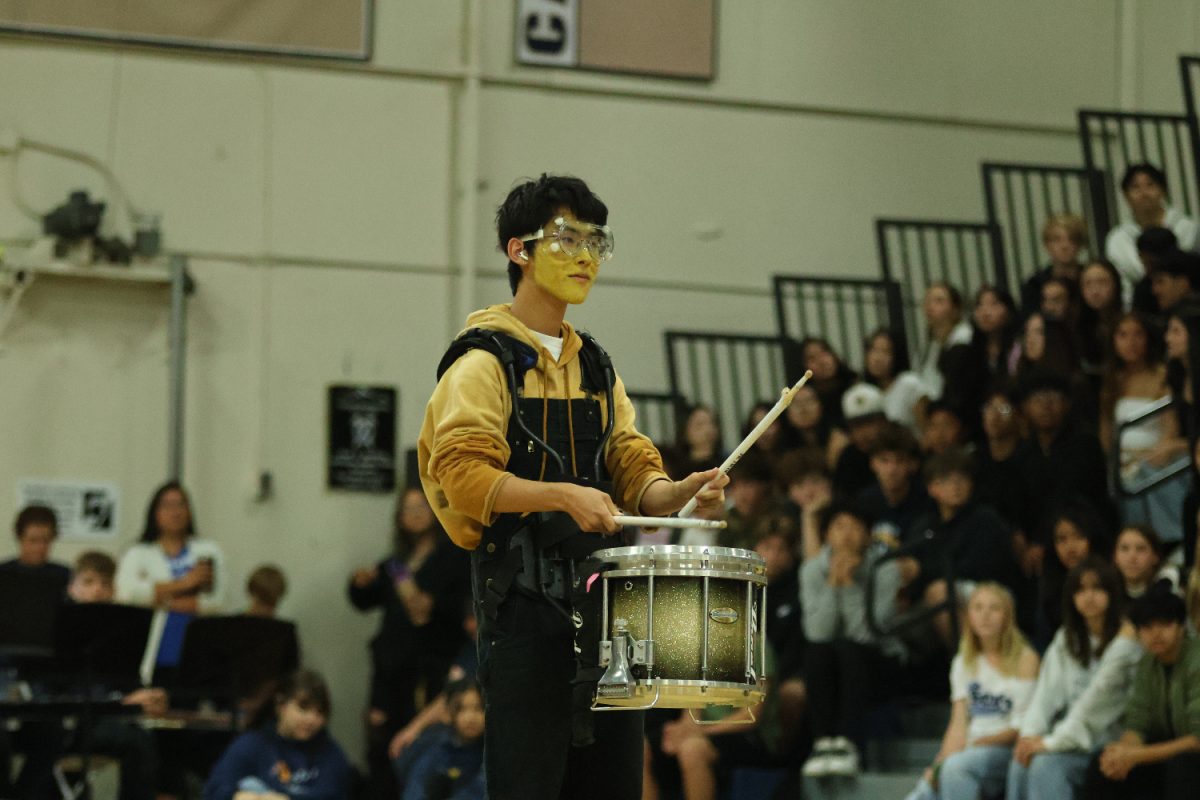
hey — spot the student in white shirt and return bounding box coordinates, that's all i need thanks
[905,583,1039,800]
[1006,558,1142,800]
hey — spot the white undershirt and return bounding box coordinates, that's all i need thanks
[533,330,563,362]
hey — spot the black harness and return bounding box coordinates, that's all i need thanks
[437,327,627,744]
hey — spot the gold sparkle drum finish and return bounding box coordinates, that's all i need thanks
[592,545,767,710]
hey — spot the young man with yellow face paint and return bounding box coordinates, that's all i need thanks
[418,174,727,800]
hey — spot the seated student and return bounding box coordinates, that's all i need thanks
[1133,226,1182,316]
[831,383,890,500]
[855,422,933,552]
[1113,525,1181,602]
[780,448,834,562]
[1021,213,1087,315]
[862,327,929,432]
[1082,589,1200,800]
[782,383,850,471]
[1150,250,1200,318]
[800,505,906,778]
[974,389,1032,558]
[116,481,226,677]
[908,449,1024,645]
[1006,558,1143,800]
[1040,277,1076,324]
[904,583,1039,800]
[756,529,804,685]
[244,564,287,618]
[393,679,485,800]
[1017,369,1110,547]
[920,400,968,458]
[203,670,351,800]
[718,452,785,551]
[1105,162,1200,306]
[1079,259,1127,371]
[800,336,858,428]
[916,282,973,402]
[1,504,71,591]
[1035,503,1112,649]
[65,550,165,800]
[670,404,726,477]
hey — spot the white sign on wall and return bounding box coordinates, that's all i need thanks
[515,0,578,67]
[16,479,120,539]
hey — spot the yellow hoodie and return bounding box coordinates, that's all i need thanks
[419,305,669,550]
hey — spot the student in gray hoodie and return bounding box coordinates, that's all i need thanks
[1006,558,1143,800]
[800,504,905,778]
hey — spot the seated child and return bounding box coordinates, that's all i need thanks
[245,564,288,618]
[394,678,485,800]
[904,583,1039,800]
[203,670,351,800]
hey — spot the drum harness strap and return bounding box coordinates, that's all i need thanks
[438,327,623,746]
[436,327,620,623]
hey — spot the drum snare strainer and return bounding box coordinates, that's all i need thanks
[591,545,767,714]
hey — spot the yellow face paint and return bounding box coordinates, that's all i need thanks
[528,212,599,304]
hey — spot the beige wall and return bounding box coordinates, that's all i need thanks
[1,0,1197,761]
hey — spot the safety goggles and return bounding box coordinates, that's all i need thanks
[520,216,614,261]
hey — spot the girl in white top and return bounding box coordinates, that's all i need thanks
[862,327,929,432]
[905,583,1039,800]
[1006,558,1143,800]
[116,481,226,670]
[915,282,973,402]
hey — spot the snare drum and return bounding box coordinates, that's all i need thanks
[591,545,767,710]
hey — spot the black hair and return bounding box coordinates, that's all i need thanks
[729,451,773,485]
[773,447,829,492]
[862,327,911,383]
[249,668,332,730]
[445,677,483,717]
[1017,366,1072,402]
[1128,585,1187,627]
[816,502,870,542]
[1116,524,1165,562]
[14,505,57,539]
[922,446,973,484]
[1136,226,1179,259]
[140,481,195,543]
[1165,298,1200,437]
[1061,556,1124,666]
[495,174,609,295]
[1152,250,1200,290]
[1120,162,1169,195]
[869,422,921,460]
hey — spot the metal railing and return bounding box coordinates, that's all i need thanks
[864,533,960,646]
[1110,395,1192,498]
[1177,55,1200,204]
[664,331,797,453]
[1078,109,1199,223]
[625,390,685,449]
[772,274,907,371]
[875,218,1007,356]
[981,162,1110,298]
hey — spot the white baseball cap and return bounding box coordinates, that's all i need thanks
[842,383,885,423]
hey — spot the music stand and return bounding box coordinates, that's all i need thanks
[53,603,154,692]
[174,616,299,714]
[0,569,66,662]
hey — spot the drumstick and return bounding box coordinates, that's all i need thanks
[612,515,727,530]
[677,370,813,518]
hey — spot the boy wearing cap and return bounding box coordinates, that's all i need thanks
[832,383,890,499]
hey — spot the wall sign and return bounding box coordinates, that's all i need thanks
[15,479,120,539]
[515,0,715,80]
[327,385,397,492]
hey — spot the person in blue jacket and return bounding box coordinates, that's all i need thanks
[395,678,485,800]
[203,670,352,800]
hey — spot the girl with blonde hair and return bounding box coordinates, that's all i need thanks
[905,583,1040,800]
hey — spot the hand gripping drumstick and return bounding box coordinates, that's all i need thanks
[676,370,814,519]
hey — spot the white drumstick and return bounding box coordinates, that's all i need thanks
[613,515,727,530]
[677,370,814,518]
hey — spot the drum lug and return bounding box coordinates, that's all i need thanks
[631,639,655,669]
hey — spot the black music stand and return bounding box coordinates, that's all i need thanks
[174,616,299,716]
[0,569,66,662]
[53,603,154,693]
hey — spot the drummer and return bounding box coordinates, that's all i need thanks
[418,173,727,800]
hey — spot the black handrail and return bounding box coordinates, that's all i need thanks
[1078,108,1198,220]
[980,161,1110,297]
[772,274,907,371]
[1109,395,1191,498]
[663,331,798,453]
[863,530,960,646]
[1179,56,1200,212]
[875,218,1007,359]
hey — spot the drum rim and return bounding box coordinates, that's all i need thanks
[595,544,765,565]
[600,567,767,584]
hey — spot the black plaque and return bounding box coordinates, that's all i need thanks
[327,385,397,492]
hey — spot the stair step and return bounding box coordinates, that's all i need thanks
[804,771,922,800]
[866,737,941,771]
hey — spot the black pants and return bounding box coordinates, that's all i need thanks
[1083,749,1200,800]
[84,719,159,800]
[478,592,643,800]
[804,639,891,742]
